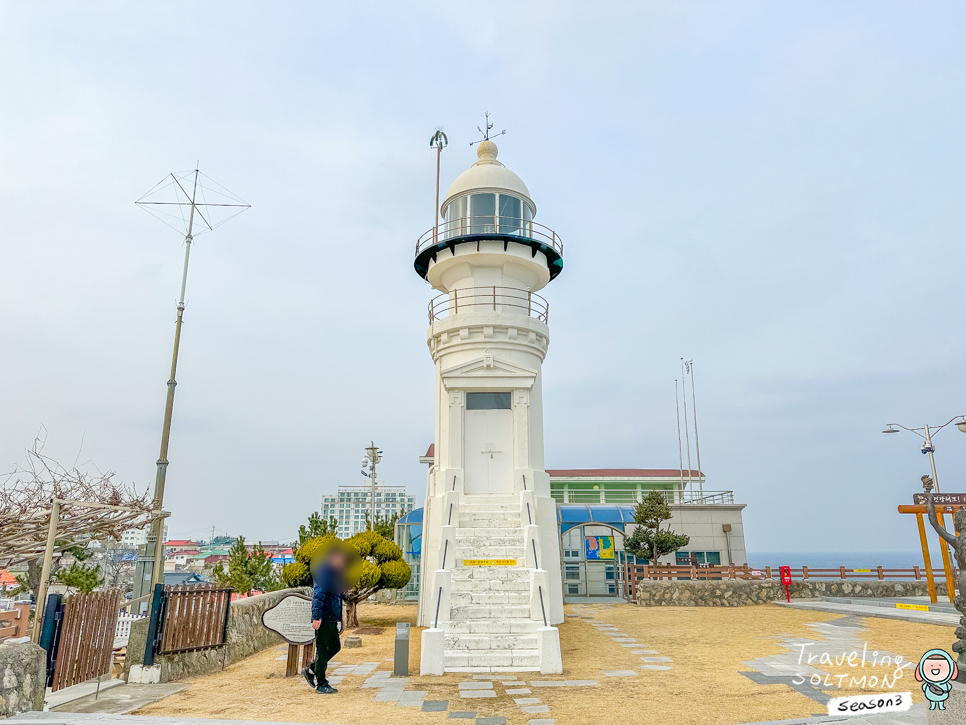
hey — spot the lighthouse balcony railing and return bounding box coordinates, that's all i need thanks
[552,489,736,506]
[416,217,563,258]
[429,287,549,324]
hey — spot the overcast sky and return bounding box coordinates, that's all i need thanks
[2,3,964,555]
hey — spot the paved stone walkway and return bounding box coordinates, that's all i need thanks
[570,602,673,672]
[741,616,911,705]
[780,598,960,626]
[354,665,601,724]
[735,703,926,724]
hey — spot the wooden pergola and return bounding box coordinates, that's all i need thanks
[897,503,959,604]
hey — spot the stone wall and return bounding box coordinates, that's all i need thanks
[0,640,45,716]
[124,588,310,682]
[635,579,948,606]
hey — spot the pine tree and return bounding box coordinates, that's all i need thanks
[364,511,401,540]
[212,537,284,594]
[212,536,255,594]
[625,491,690,565]
[297,512,339,549]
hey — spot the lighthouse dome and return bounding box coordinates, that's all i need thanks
[441,140,536,217]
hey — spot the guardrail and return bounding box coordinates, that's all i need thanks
[555,490,735,505]
[625,563,952,597]
[429,287,549,324]
[416,217,563,258]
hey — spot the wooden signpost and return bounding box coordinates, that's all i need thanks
[261,593,315,677]
[898,495,964,605]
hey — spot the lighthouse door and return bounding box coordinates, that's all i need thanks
[463,393,513,495]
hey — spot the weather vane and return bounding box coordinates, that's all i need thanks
[470,111,506,146]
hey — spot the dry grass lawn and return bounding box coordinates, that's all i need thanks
[135,601,957,725]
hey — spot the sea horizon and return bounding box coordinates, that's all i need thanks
[746,551,928,569]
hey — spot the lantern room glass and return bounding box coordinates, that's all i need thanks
[442,192,533,240]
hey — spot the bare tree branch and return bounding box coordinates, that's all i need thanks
[0,432,153,569]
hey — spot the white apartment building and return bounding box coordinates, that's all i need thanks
[321,481,415,539]
[119,525,168,548]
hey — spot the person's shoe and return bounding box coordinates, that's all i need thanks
[316,684,338,694]
[301,667,316,688]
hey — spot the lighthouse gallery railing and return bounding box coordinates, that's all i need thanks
[428,287,549,324]
[416,217,563,258]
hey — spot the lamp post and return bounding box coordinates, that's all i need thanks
[361,443,383,531]
[882,415,966,494]
[884,415,966,604]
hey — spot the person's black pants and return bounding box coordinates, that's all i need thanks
[313,621,341,687]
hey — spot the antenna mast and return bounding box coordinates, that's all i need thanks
[430,127,448,245]
[134,169,250,599]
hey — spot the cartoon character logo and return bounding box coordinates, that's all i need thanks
[915,649,958,710]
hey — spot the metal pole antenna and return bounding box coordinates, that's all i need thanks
[147,169,199,593]
[680,361,693,493]
[429,128,447,247]
[435,144,441,236]
[687,361,703,495]
[134,166,248,608]
[675,381,685,502]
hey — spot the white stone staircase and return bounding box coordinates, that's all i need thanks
[442,494,542,671]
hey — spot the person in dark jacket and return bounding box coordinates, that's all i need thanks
[302,547,346,694]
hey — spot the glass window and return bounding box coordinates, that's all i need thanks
[466,391,511,409]
[469,193,496,233]
[444,196,467,238]
[498,195,522,235]
[562,528,582,560]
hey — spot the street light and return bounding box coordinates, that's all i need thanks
[882,415,966,494]
[361,442,383,531]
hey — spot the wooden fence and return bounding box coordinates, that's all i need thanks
[625,563,954,598]
[50,589,121,692]
[157,583,232,655]
[0,604,30,641]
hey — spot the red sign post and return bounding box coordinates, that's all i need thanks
[780,566,792,602]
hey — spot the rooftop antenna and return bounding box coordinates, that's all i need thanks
[430,127,448,244]
[134,168,249,599]
[469,111,506,146]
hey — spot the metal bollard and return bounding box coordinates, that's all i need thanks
[393,622,410,677]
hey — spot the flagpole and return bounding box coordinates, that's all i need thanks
[688,361,703,496]
[680,360,693,493]
[675,380,685,502]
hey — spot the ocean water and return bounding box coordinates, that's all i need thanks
[746,552,927,570]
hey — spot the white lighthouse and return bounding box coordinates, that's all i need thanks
[415,132,565,674]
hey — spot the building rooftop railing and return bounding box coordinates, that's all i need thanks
[553,490,735,506]
[429,286,549,324]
